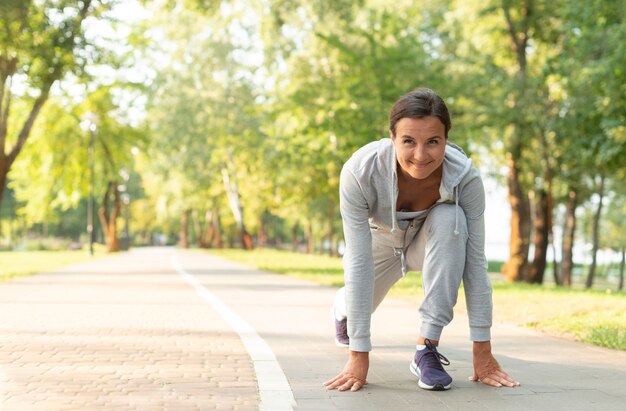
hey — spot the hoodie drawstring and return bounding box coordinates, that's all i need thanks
[454,185,460,236]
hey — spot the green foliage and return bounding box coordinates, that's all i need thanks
[15,236,73,251]
[2,0,624,266]
[9,87,146,226]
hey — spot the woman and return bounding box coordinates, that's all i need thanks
[323,88,519,392]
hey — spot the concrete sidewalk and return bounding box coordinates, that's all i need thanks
[1,247,625,410]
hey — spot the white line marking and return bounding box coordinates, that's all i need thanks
[172,254,296,410]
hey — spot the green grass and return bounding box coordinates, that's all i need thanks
[0,249,104,282]
[205,248,346,287]
[207,248,626,351]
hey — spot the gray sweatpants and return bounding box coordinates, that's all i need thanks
[333,203,468,341]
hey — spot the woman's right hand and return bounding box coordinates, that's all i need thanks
[323,351,369,392]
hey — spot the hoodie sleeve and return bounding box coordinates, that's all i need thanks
[458,171,493,342]
[339,165,375,352]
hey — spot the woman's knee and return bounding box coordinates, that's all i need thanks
[426,204,468,238]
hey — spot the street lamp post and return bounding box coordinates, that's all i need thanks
[88,122,95,256]
[119,168,130,251]
[81,112,98,257]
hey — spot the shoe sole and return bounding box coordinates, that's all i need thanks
[334,338,349,348]
[409,361,451,391]
[330,306,349,348]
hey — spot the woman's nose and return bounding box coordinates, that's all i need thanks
[413,144,428,161]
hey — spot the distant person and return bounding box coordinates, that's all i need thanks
[324,88,520,392]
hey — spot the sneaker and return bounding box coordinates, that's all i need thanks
[334,318,349,347]
[409,339,452,390]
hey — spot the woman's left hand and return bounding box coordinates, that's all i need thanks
[469,341,520,387]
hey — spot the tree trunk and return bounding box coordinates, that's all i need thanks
[200,209,213,248]
[586,173,606,289]
[305,220,314,254]
[180,209,190,249]
[502,1,532,283]
[619,246,624,291]
[221,154,253,250]
[560,189,577,287]
[528,189,549,283]
[258,212,266,248]
[192,209,202,247]
[0,167,6,206]
[291,221,299,252]
[241,229,254,250]
[505,154,531,282]
[551,239,561,286]
[97,181,120,252]
[212,207,223,249]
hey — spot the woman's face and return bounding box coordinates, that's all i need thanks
[390,116,446,181]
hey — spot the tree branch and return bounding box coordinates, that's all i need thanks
[1,76,13,151]
[99,138,117,174]
[502,1,520,52]
[5,0,93,168]
[0,56,18,157]
[6,82,52,167]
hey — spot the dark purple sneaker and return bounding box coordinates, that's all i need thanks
[409,339,452,390]
[334,318,349,347]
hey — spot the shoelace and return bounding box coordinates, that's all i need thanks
[419,339,451,369]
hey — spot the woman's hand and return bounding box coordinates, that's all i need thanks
[323,351,369,392]
[469,341,520,387]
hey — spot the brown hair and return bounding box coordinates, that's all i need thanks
[388,88,451,138]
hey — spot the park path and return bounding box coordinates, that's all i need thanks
[1,247,625,410]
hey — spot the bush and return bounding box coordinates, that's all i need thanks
[14,237,74,251]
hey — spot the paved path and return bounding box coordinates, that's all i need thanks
[1,247,625,410]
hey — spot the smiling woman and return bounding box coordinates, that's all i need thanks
[392,117,446,182]
[324,87,520,393]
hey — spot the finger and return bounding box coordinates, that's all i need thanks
[323,375,341,387]
[338,379,354,392]
[490,370,520,387]
[468,373,479,382]
[484,372,511,387]
[324,376,348,390]
[480,376,503,387]
[496,370,521,386]
[352,379,368,391]
[351,380,363,392]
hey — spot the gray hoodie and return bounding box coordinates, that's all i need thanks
[339,138,493,352]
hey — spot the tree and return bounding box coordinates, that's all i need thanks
[599,178,625,291]
[261,1,452,253]
[553,0,626,288]
[9,86,145,251]
[0,0,103,210]
[138,2,265,249]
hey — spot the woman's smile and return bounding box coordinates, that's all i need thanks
[390,116,446,181]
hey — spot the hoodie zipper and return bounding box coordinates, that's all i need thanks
[390,148,407,275]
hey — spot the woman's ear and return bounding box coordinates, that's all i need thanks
[389,130,395,140]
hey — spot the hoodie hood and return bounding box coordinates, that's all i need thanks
[375,138,472,232]
[342,137,474,234]
[439,142,473,202]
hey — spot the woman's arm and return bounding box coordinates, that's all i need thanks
[324,166,375,392]
[458,172,492,342]
[459,172,520,387]
[339,166,375,352]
